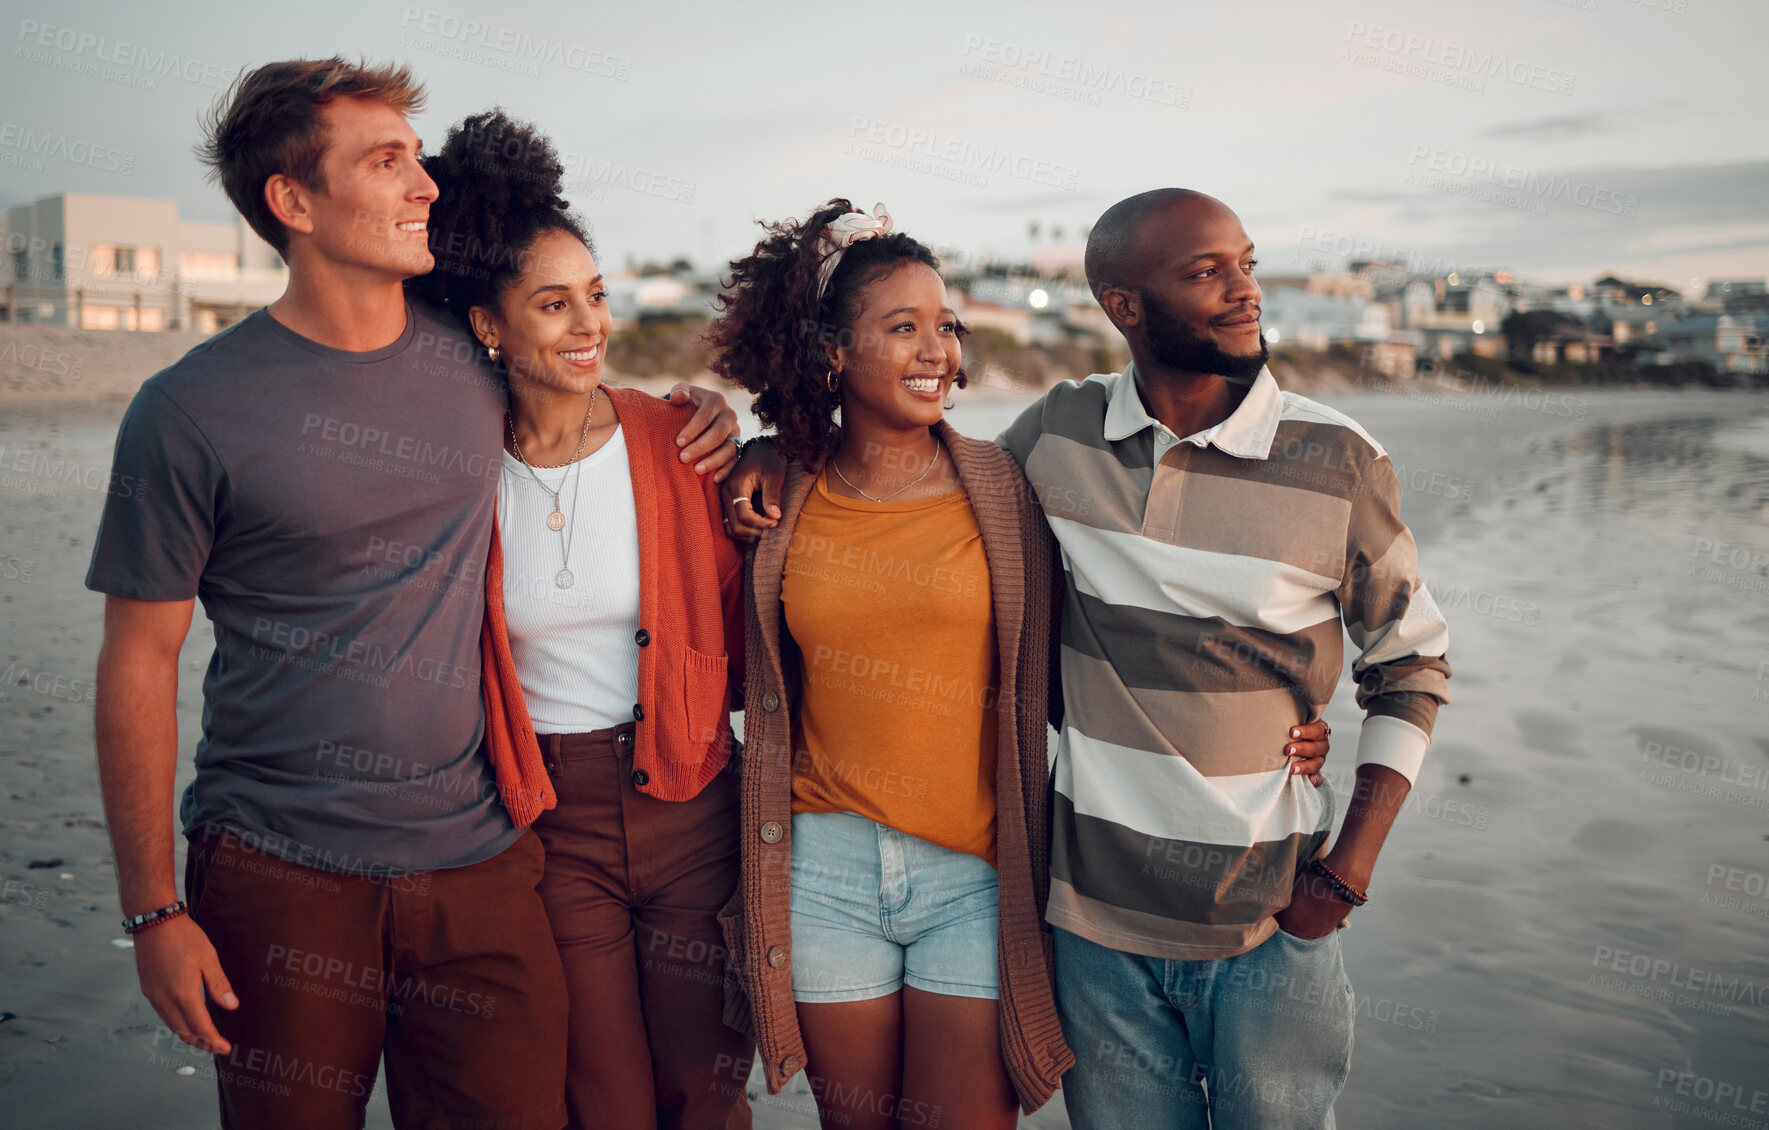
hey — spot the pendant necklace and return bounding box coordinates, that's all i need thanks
[508,387,599,588]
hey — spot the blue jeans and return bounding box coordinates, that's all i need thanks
[1054,924,1355,1130]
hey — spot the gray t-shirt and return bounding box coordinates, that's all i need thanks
[86,301,521,875]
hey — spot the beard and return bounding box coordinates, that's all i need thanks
[1142,295,1268,382]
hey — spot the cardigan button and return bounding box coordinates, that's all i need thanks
[634,629,651,646]
[632,703,645,721]
[758,821,783,844]
[766,945,787,968]
[780,1054,803,1077]
[631,768,649,786]
[761,691,780,712]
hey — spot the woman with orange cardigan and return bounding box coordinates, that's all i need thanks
[418,111,751,1130]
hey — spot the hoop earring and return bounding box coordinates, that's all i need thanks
[826,369,840,393]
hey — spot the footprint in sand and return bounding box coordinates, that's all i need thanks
[1571,817,1653,854]
[1516,708,1584,757]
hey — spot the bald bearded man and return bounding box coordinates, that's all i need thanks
[1002,189,1451,1130]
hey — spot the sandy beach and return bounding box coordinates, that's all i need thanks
[3,373,1766,1129]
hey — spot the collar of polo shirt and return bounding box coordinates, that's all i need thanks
[1102,362,1285,460]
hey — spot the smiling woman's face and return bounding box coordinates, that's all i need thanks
[470,227,611,396]
[831,260,964,434]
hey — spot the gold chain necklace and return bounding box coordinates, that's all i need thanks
[830,436,942,502]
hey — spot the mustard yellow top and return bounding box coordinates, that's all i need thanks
[783,469,999,865]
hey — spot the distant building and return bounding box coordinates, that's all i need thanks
[1591,275,1684,314]
[1530,324,1614,365]
[959,275,1089,345]
[1706,279,1769,316]
[603,272,721,325]
[1258,279,1388,350]
[1705,279,1766,302]
[3,192,287,331]
[1597,304,1662,347]
[1647,313,1767,375]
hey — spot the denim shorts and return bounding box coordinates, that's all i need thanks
[789,811,1000,1003]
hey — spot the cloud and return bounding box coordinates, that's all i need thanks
[1485,112,1615,140]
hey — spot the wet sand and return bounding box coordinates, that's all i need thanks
[3,384,1766,1128]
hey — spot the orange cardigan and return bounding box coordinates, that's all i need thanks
[480,386,745,823]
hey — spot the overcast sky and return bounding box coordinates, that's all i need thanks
[3,0,1765,292]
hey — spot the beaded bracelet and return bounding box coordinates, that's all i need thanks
[1307,858,1370,907]
[121,900,190,936]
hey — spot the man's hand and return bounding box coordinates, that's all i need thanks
[1274,763,1412,940]
[719,437,786,542]
[135,916,238,1054]
[1273,869,1353,941]
[664,383,741,481]
[1286,720,1331,785]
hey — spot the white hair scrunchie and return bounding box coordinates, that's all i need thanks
[815,202,894,299]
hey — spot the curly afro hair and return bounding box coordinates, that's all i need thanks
[408,108,592,320]
[705,199,962,468]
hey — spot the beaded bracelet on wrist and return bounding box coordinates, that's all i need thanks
[1308,858,1370,907]
[121,900,190,936]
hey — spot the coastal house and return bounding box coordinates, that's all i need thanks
[1257,277,1389,350]
[1645,313,1768,376]
[958,274,1089,346]
[2,192,287,332]
[1707,279,1769,316]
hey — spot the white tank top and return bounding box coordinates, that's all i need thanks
[496,424,641,733]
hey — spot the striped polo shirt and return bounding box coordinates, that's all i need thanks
[998,364,1451,960]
